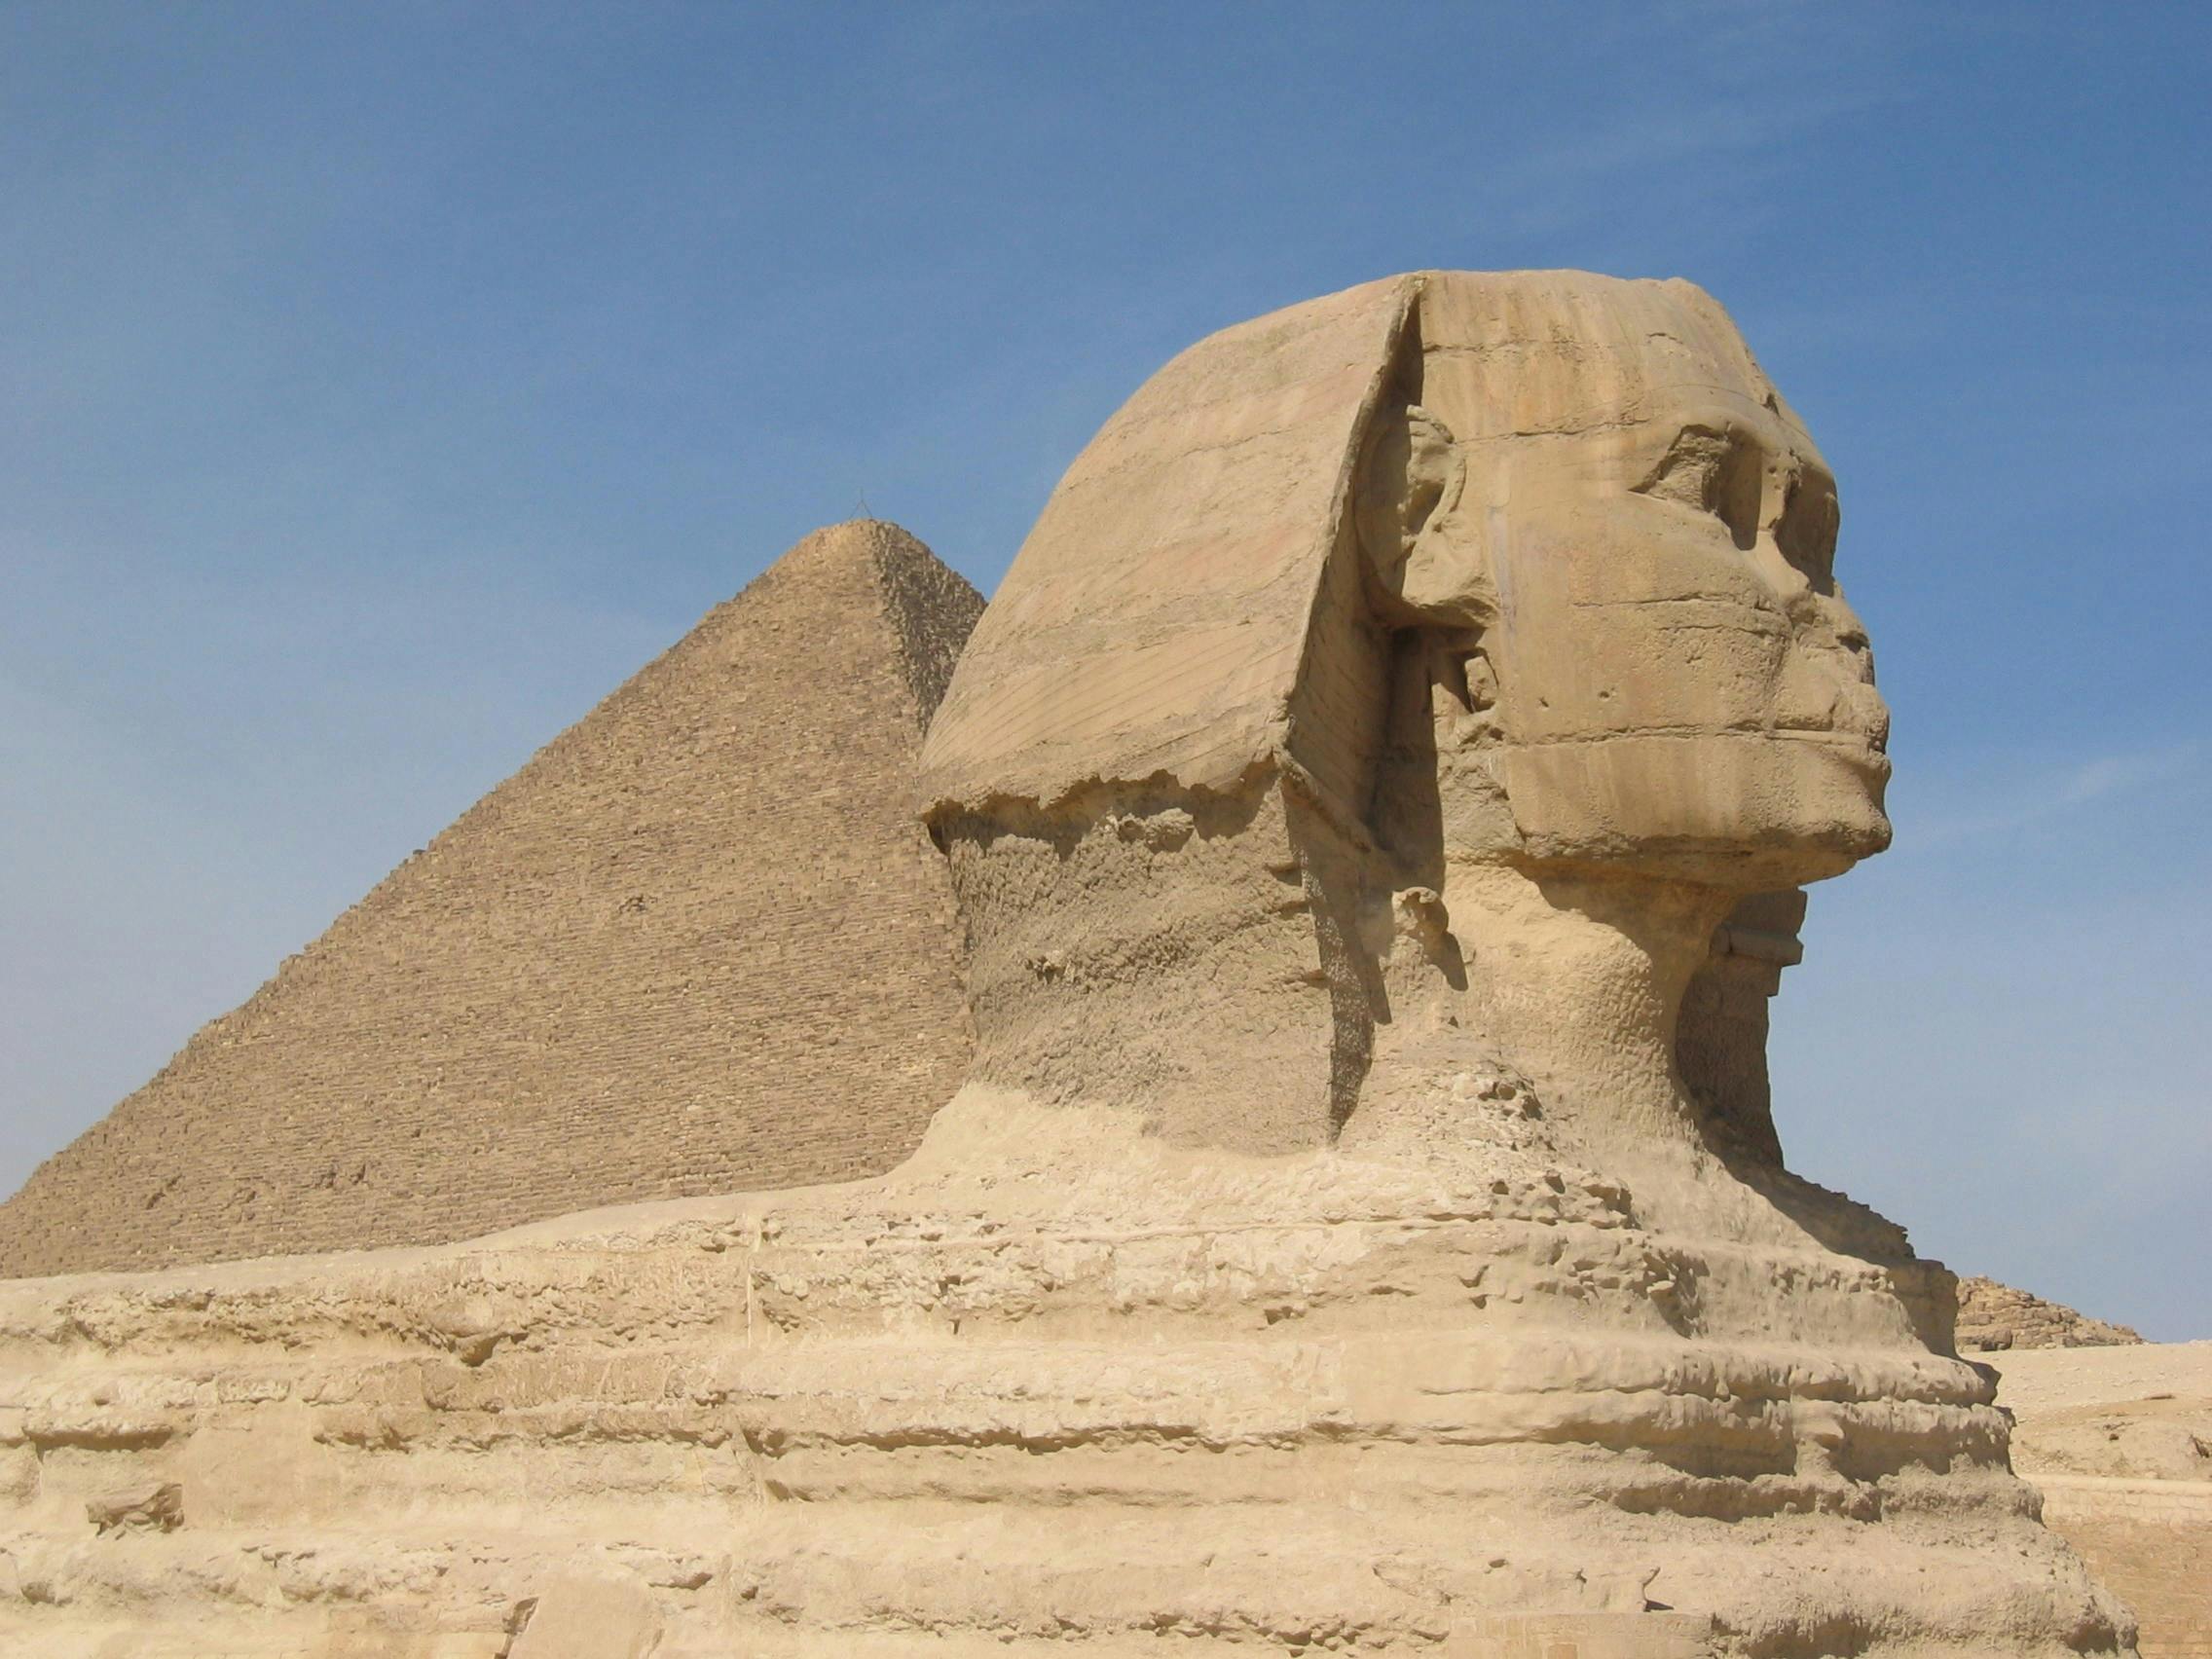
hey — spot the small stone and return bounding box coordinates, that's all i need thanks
[87,1480,182,1535]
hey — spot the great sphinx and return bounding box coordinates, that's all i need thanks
[866,270,2124,1653]
[0,272,2133,1657]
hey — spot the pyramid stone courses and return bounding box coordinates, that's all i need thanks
[0,521,982,1276]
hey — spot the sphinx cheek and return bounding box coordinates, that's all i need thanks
[1482,519,1793,745]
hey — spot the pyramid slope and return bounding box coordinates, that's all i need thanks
[0,521,982,1276]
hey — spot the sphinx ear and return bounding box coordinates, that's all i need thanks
[1355,402,1461,587]
[1355,401,1496,625]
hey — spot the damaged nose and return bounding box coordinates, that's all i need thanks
[1838,682,1891,754]
[1864,694,1891,756]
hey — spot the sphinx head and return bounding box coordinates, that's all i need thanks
[1354,273,1890,890]
[920,271,1891,1152]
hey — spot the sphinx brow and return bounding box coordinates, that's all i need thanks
[1434,383,1800,443]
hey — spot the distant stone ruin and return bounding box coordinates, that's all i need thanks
[0,521,980,1275]
[1959,1275,2145,1350]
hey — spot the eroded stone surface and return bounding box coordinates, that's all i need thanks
[0,1124,2139,1655]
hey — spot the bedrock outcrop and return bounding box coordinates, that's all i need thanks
[0,1092,2133,1657]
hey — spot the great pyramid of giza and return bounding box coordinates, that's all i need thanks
[0,520,982,1276]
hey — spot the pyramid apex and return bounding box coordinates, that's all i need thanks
[785,515,930,555]
[755,516,930,587]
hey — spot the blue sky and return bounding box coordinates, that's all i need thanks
[2,3,2204,1335]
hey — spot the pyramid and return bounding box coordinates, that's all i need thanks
[0,521,982,1276]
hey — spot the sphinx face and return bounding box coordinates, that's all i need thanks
[1364,275,1892,888]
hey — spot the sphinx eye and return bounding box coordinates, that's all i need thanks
[1636,424,1761,551]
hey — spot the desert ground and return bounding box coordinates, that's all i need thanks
[1992,1341,2212,1659]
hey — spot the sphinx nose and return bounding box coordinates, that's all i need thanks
[1781,584,1875,675]
[1852,684,1892,754]
[1778,643,1884,741]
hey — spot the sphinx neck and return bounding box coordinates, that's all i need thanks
[1440,860,1733,1153]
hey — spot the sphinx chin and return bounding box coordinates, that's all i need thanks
[1494,729,1892,890]
[1769,735,1896,877]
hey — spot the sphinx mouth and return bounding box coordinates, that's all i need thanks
[1775,726,1893,777]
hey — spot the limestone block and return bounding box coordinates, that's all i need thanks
[177,1403,350,1526]
[508,1576,660,1659]
[1445,1611,1714,1657]
[0,1445,33,1504]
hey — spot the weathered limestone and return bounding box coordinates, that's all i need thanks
[0,521,981,1276]
[0,1136,2135,1656]
[0,273,2146,1655]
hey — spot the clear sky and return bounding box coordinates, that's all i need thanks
[3,4,2204,1336]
